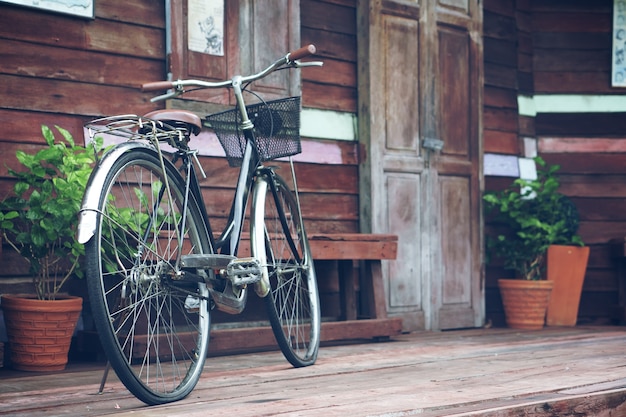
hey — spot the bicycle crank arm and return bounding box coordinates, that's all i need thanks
[180,253,236,269]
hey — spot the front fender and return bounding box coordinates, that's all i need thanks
[77,141,156,244]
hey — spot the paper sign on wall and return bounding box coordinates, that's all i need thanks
[188,0,224,56]
[0,0,93,18]
[613,0,626,86]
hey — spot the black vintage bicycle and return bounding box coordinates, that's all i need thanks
[77,45,322,405]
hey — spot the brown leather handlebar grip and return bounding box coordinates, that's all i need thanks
[141,81,175,92]
[288,44,316,61]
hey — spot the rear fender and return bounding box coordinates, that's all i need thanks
[77,141,156,244]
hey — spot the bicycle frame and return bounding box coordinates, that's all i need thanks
[215,132,260,257]
[78,89,299,318]
[79,45,323,405]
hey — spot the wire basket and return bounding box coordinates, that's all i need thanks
[205,97,301,167]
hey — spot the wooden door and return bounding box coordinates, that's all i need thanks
[358,0,483,330]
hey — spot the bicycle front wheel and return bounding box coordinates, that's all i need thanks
[251,172,321,367]
[84,147,212,405]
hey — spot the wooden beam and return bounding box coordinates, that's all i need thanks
[238,233,398,260]
[208,318,403,355]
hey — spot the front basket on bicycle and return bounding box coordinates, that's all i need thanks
[205,97,302,167]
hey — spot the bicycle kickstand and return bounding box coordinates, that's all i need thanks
[97,361,111,394]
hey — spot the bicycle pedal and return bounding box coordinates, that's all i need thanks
[226,257,262,286]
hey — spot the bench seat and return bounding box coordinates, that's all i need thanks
[212,233,402,353]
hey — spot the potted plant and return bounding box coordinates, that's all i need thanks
[483,157,585,329]
[0,125,98,371]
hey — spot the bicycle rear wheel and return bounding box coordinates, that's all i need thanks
[84,147,211,405]
[251,172,321,367]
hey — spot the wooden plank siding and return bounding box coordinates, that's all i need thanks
[483,0,626,327]
[482,0,520,155]
[301,0,358,113]
[532,0,623,325]
[482,0,524,327]
[532,1,614,95]
[0,1,165,295]
[0,0,362,325]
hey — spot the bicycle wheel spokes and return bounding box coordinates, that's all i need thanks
[85,149,210,405]
[255,173,320,367]
[270,259,313,349]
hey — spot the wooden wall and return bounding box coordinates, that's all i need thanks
[532,0,624,324]
[0,1,165,295]
[6,0,621,329]
[299,0,359,233]
[483,0,521,326]
[484,0,626,326]
[483,0,520,157]
[301,0,357,113]
[0,0,360,302]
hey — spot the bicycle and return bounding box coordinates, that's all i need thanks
[77,45,322,405]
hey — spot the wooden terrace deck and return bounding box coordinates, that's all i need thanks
[1,326,626,416]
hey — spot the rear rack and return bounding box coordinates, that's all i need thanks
[85,115,186,143]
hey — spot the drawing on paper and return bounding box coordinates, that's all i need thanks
[188,0,224,56]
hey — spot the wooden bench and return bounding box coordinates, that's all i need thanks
[209,233,402,354]
[308,233,397,321]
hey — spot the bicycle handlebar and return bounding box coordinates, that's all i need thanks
[288,44,316,61]
[141,81,179,92]
[141,44,319,101]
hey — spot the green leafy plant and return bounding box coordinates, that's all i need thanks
[0,125,100,300]
[100,181,181,274]
[483,157,583,281]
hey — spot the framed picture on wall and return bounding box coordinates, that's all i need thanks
[613,0,626,87]
[0,0,94,19]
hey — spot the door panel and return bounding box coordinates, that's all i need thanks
[440,176,471,305]
[358,0,483,330]
[436,3,483,329]
[440,0,470,12]
[387,174,422,311]
[384,15,420,153]
[439,27,471,157]
[250,0,297,96]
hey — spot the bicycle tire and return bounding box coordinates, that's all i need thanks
[84,147,212,405]
[251,172,321,367]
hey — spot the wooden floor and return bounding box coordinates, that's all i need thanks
[1,326,626,416]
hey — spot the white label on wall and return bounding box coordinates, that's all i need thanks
[188,0,224,56]
[518,157,537,180]
[484,154,520,177]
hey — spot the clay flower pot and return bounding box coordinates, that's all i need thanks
[546,244,590,326]
[1,294,82,371]
[498,279,554,330]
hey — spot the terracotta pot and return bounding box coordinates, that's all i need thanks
[498,279,553,330]
[1,294,82,371]
[546,245,590,327]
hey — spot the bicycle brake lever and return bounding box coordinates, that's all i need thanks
[150,89,183,103]
[294,60,324,68]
